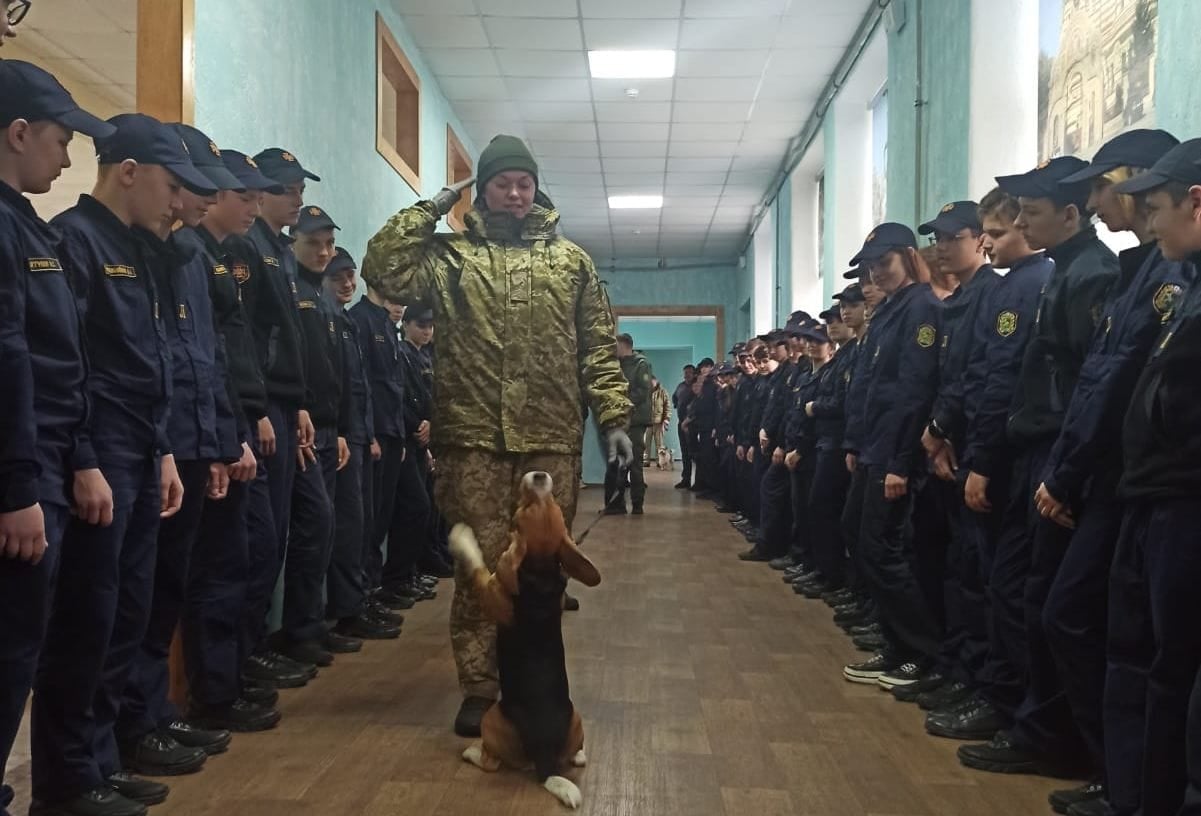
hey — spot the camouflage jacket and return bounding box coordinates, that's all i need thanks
[363,199,631,455]
[620,352,654,427]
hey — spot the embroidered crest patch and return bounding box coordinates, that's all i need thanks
[1153,283,1182,315]
[916,324,936,348]
[996,310,1018,337]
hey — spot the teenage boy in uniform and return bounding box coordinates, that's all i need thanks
[0,59,114,816]
[959,157,1119,778]
[34,112,216,816]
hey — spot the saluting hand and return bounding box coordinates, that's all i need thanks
[336,437,350,471]
[0,504,47,565]
[72,468,114,527]
[160,454,184,518]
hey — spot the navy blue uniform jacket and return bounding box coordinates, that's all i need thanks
[295,265,345,433]
[242,219,306,410]
[811,338,857,453]
[0,181,88,510]
[349,298,405,440]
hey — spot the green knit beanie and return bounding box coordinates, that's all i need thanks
[477,134,538,188]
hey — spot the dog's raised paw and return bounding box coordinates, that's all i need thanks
[544,776,582,809]
[571,749,587,767]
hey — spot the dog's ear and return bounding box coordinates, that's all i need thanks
[559,536,601,587]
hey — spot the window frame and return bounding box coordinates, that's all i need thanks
[375,12,421,193]
[446,125,473,232]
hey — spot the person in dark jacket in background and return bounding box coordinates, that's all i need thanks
[959,156,1120,779]
[672,365,696,489]
[609,333,652,515]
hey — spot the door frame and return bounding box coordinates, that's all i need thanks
[611,306,725,361]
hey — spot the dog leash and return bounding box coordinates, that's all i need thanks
[575,463,630,546]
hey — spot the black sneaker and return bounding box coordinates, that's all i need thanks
[926,698,1005,741]
[242,653,309,689]
[852,633,888,652]
[849,622,882,636]
[1049,782,1106,815]
[337,613,401,640]
[877,661,929,689]
[631,504,644,515]
[823,588,857,608]
[365,598,405,625]
[674,480,690,489]
[1066,798,1113,816]
[563,593,580,611]
[917,679,973,711]
[890,669,945,702]
[768,555,796,570]
[833,605,872,627]
[373,589,416,610]
[323,630,364,654]
[262,648,318,678]
[107,773,168,806]
[188,698,282,733]
[162,720,231,755]
[31,786,149,816]
[454,696,495,737]
[118,731,207,776]
[715,505,738,514]
[416,574,439,588]
[843,653,903,684]
[241,679,279,707]
[793,580,830,599]
[275,639,334,668]
[738,547,771,562]
[957,731,1041,774]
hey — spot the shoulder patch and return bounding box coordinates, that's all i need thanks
[27,257,62,273]
[262,256,280,268]
[103,264,137,279]
[996,310,1018,337]
[1153,283,1182,316]
[212,263,229,277]
[232,263,250,283]
[916,324,936,348]
[298,299,317,310]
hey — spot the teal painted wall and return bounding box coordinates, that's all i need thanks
[1156,0,1201,135]
[192,0,476,271]
[601,262,737,356]
[774,180,793,326]
[886,0,972,227]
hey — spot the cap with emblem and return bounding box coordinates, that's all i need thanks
[95,113,217,195]
[1060,129,1181,184]
[324,247,356,277]
[833,282,866,304]
[820,307,842,322]
[918,200,982,236]
[995,156,1091,209]
[1113,138,1201,194]
[254,147,321,185]
[800,324,831,343]
[0,59,115,138]
[849,223,917,267]
[171,123,243,191]
[294,205,339,234]
[220,150,285,194]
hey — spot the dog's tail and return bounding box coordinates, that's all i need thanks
[449,523,484,573]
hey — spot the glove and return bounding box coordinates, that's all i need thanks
[605,427,634,471]
[431,176,476,216]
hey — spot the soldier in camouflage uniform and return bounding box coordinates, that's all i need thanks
[363,134,632,737]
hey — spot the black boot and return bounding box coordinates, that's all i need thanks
[454,696,495,737]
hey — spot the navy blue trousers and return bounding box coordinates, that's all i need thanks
[244,403,297,652]
[326,441,370,622]
[282,426,336,643]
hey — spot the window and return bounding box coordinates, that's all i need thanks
[446,125,473,232]
[376,13,420,192]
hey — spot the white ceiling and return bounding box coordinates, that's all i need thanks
[8,0,136,110]
[395,0,870,261]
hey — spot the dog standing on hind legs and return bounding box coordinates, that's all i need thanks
[449,470,601,809]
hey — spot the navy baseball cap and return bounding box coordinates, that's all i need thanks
[800,324,830,343]
[1114,138,1201,194]
[324,247,356,276]
[1060,129,1181,184]
[0,59,115,138]
[294,205,339,233]
[849,223,917,267]
[996,157,1091,208]
[254,147,320,185]
[220,150,285,194]
[820,307,842,322]
[96,113,217,195]
[833,282,866,304]
[919,200,982,236]
[842,263,865,281]
[404,304,434,324]
[171,124,242,191]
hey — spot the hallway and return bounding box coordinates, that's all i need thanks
[9,470,1059,815]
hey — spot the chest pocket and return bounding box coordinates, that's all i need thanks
[507,242,536,304]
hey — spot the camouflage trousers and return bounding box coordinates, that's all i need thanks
[434,448,581,700]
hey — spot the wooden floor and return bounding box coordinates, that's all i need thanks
[7,468,1064,815]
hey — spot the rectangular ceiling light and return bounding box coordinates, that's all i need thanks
[588,50,676,79]
[609,194,664,209]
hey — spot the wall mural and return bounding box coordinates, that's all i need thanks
[1038,0,1158,161]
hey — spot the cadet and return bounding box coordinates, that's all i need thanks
[940,188,1053,724]
[840,224,943,689]
[741,332,798,562]
[183,148,289,729]
[281,205,346,666]
[0,59,113,816]
[790,306,856,598]
[33,113,216,816]
[346,277,409,612]
[672,365,697,488]
[610,333,653,515]
[1087,138,1201,816]
[322,248,401,643]
[375,305,438,607]
[732,347,773,544]
[959,157,1120,778]
[910,200,1001,730]
[240,147,319,684]
[114,124,249,780]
